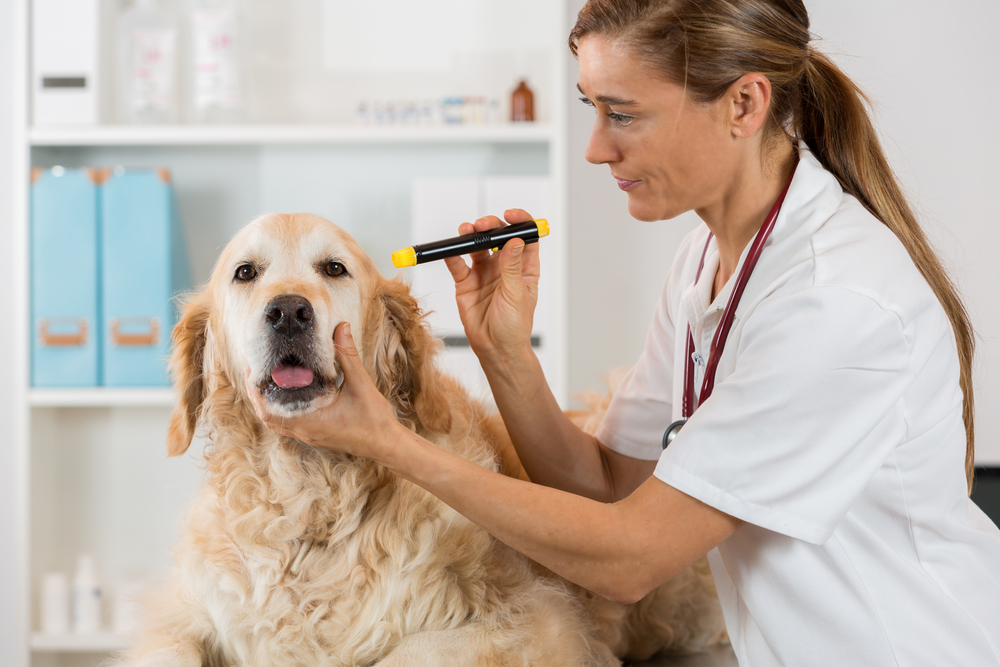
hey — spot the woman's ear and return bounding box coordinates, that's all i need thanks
[368,277,452,435]
[727,72,772,139]
[166,289,213,456]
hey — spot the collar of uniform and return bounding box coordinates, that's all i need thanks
[680,235,727,335]
[679,145,843,332]
[764,145,844,249]
[729,145,845,320]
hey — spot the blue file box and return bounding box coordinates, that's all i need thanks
[101,168,189,386]
[30,167,102,386]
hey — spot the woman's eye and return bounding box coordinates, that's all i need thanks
[579,96,594,108]
[607,111,634,128]
[324,261,347,278]
[234,264,257,282]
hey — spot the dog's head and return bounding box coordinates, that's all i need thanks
[166,213,452,456]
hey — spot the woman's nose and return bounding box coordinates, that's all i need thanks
[584,119,621,166]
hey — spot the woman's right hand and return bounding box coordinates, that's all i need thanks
[443,209,541,364]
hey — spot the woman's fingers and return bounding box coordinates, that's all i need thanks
[443,254,471,284]
[502,208,535,225]
[472,215,505,232]
[244,367,268,421]
[467,217,499,265]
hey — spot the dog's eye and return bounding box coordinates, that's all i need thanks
[235,264,258,282]
[324,261,347,278]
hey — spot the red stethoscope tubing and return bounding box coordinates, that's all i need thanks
[664,164,797,448]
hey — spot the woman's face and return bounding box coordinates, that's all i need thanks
[576,35,735,222]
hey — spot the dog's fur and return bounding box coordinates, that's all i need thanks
[114,213,723,667]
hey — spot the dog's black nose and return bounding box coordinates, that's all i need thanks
[265,295,314,335]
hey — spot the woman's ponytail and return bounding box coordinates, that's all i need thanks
[571,0,978,491]
[797,51,977,491]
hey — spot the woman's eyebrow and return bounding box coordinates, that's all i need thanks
[576,83,638,106]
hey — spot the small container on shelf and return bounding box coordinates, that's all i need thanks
[510,79,534,122]
[72,554,103,635]
[185,0,247,123]
[117,0,180,124]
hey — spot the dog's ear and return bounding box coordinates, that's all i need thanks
[368,277,452,435]
[166,290,213,457]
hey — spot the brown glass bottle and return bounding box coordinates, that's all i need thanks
[510,79,534,122]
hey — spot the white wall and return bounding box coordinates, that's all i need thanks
[563,0,1000,464]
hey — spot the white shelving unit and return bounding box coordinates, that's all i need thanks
[8,2,570,666]
[29,634,128,654]
[29,122,557,146]
[29,389,176,409]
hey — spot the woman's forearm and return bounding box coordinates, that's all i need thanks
[379,423,740,604]
[478,346,619,501]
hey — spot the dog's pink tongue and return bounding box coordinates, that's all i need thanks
[271,364,314,389]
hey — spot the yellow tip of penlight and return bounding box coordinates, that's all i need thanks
[535,219,549,237]
[391,247,417,268]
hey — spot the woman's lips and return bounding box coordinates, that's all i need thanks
[616,177,641,191]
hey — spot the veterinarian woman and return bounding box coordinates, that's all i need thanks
[250,0,1000,663]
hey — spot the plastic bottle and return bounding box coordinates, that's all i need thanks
[510,79,534,122]
[72,554,102,634]
[117,0,179,124]
[185,0,245,123]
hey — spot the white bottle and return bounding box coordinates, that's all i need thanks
[117,0,179,124]
[185,0,245,123]
[72,554,102,634]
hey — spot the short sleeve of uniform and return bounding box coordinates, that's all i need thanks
[655,286,913,544]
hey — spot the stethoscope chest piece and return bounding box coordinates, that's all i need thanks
[662,419,687,449]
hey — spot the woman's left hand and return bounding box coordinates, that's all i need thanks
[245,322,401,460]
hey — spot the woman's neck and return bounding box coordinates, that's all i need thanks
[700,143,797,300]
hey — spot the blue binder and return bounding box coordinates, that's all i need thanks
[101,168,189,386]
[30,167,101,387]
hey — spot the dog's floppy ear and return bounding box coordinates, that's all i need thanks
[368,277,452,435]
[167,290,213,457]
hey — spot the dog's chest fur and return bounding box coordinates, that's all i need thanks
[176,434,520,667]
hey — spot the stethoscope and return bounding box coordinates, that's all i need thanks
[662,164,797,450]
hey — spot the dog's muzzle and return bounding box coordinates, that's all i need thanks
[259,294,329,410]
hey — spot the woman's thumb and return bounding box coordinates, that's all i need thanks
[334,322,364,378]
[500,239,525,288]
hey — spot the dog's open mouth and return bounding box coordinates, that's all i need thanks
[261,354,328,408]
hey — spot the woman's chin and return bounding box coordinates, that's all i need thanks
[627,195,688,223]
[627,198,667,223]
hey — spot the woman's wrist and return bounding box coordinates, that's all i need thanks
[479,344,545,406]
[476,340,536,376]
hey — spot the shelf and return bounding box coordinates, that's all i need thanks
[28,122,555,147]
[30,632,129,653]
[30,388,175,408]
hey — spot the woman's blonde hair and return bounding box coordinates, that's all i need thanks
[570,0,977,492]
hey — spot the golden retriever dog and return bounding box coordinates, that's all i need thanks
[115,213,723,667]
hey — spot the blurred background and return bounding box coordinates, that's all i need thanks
[0,0,997,664]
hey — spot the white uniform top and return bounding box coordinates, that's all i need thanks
[596,148,1000,666]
